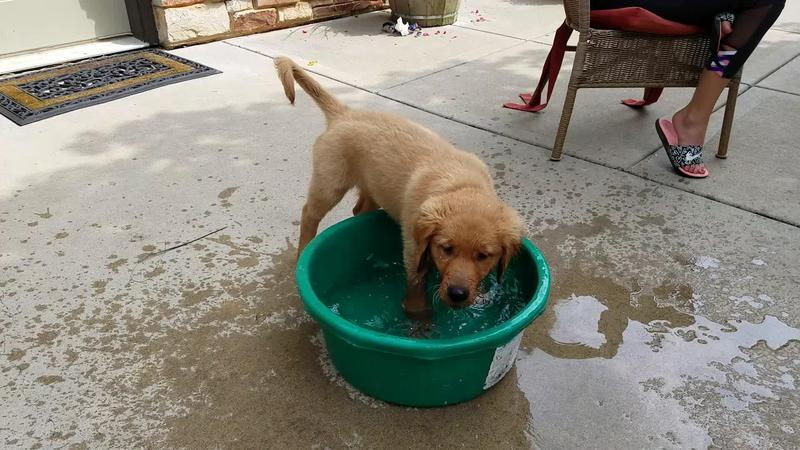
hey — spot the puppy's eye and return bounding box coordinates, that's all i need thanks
[476,252,490,261]
[442,245,454,256]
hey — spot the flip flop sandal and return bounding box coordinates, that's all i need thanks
[655,118,709,179]
[709,12,737,76]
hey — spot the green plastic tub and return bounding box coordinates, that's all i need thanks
[296,210,550,407]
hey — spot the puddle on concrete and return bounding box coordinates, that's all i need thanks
[217,186,238,208]
[527,271,695,360]
[518,271,800,449]
[549,295,608,349]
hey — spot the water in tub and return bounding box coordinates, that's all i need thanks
[322,255,529,339]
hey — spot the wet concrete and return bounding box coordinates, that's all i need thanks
[2,8,800,450]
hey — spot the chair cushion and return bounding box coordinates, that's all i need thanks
[591,7,704,35]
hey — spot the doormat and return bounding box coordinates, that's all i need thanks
[0,49,220,126]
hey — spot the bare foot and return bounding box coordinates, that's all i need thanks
[720,21,736,53]
[720,20,733,39]
[671,109,708,176]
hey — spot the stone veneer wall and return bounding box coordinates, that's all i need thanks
[153,0,388,47]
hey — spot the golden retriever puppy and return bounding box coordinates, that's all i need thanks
[275,57,523,318]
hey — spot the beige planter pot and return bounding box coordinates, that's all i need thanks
[389,0,460,27]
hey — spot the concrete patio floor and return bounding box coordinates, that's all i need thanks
[2,1,799,448]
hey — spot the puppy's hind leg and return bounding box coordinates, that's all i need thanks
[352,191,378,216]
[298,170,350,258]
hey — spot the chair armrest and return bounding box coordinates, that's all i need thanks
[563,0,590,32]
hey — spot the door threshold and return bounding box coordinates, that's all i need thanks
[0,36,149,76]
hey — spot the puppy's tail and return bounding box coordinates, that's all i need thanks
[274,57,347,124]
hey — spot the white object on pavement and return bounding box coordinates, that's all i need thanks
[395,17,410,36]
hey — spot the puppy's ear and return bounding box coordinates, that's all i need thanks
[413,200,444,274]
[496,206,525,282]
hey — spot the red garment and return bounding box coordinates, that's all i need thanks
[590,7,704,35]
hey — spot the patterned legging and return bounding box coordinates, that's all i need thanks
[591,0,786,78]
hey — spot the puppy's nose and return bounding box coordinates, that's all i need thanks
[447,286,469,303]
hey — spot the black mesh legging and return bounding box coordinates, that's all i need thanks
[592,0,786,78]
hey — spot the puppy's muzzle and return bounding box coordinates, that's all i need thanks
[446,285,470,306]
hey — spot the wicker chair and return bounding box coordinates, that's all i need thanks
[544,0,742,161]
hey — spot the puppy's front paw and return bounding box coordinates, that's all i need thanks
[403,304,432,322]
[409,319,432,338]
[403,293,431,321]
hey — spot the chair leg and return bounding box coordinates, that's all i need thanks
[551,84,578,161]
[717,79,740,159]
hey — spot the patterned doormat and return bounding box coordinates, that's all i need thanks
[0,49,220,126]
